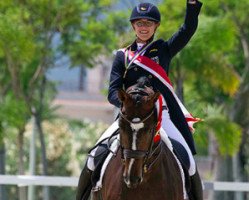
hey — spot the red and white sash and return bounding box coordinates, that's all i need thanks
[123,49,200,133]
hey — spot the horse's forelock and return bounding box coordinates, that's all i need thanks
[136,77,151,88]
[131,94,143,106]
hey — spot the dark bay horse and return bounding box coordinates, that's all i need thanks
[91,77,184,200]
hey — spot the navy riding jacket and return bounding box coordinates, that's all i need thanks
[108,1,202,155]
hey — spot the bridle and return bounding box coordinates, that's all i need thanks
[119,109,156,158]
[119,88,158,168]
[119,109,154,127]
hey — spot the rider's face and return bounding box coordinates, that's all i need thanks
[132,19,160,42]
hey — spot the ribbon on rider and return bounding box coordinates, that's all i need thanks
[154,95,163,143]
[123,41,154,79]
[125,50,201,133]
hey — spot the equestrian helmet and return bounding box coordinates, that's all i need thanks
[130,3,161,23]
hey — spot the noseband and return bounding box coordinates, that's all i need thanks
[119,109,154,127]
[119,109,156,160]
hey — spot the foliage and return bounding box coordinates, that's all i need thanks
[58,0,128,68]
[44,119,107,200]
[204,105,241,156]
[182,15,239,97]
[0,6,35,63]
[157,0,243,159]
[4,118,108,200]
[0,0,125,199]
[0,93,29,128]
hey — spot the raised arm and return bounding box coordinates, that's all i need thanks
[167,0,202,58]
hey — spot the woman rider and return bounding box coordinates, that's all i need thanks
[77,1,203,200]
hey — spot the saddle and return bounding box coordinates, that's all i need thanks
[90,132,191,192]
[90,130,119,186]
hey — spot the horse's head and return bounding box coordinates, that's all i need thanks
[118,77,160,189]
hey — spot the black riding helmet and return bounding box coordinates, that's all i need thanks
[130,3,161,23]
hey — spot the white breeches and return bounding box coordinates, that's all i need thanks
[87,121,119,171]
[161,105,196,176]
[87,102,196,176]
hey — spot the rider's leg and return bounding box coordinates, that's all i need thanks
[87,120,119,171]
[161,106,203,200]
[161,108,196,175]
[77,121,119,200]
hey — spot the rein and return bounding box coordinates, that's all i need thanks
[119,106,158,167]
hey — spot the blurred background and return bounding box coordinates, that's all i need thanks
[0,0,249,199]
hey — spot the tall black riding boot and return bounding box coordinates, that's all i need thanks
[76,164,93,200]
[189,168,203,200]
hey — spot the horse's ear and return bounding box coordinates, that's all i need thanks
[118,89,128,102]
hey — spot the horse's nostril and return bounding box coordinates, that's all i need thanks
[137,177,143,184]
[131,176,142,184]
[123,175,129,183]
[138,177,142,183]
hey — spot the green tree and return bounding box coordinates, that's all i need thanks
[158,2,245,199]
[223,0,249,161]
[203,1,249,199]
[0,3,36,198]
[0,0,128,199]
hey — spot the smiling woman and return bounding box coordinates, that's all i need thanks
[77,1,203,200]
[132,19,159,43]
[129,2,161,43]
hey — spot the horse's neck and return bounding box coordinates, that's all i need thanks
[144,141,179,174]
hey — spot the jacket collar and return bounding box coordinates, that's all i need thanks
[129,36,154,51]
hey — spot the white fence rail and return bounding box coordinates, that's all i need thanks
[0,175,78,187]
[0,175,249,192]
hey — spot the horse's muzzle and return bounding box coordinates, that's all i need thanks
[124,175,143,189]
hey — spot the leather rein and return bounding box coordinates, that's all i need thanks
[119,88,159,165]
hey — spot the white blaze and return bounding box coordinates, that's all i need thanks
[126,158,135,186]
[130,118,144,150]
[126,118,144,184]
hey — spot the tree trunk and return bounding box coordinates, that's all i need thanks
[208,132,235,200]
[213,156,234,200]
[0,150,6,200]
[174,60,185,102]
[232,153,244,200]
[28,116,37,200]
[0,129,7,200]
[36,75,49,200]
[0,99,7,200]
[230,34,249,200]
[208,133,217,200]
[79,65,87,91]
[35,114,49,200]
[18,129,26,200]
